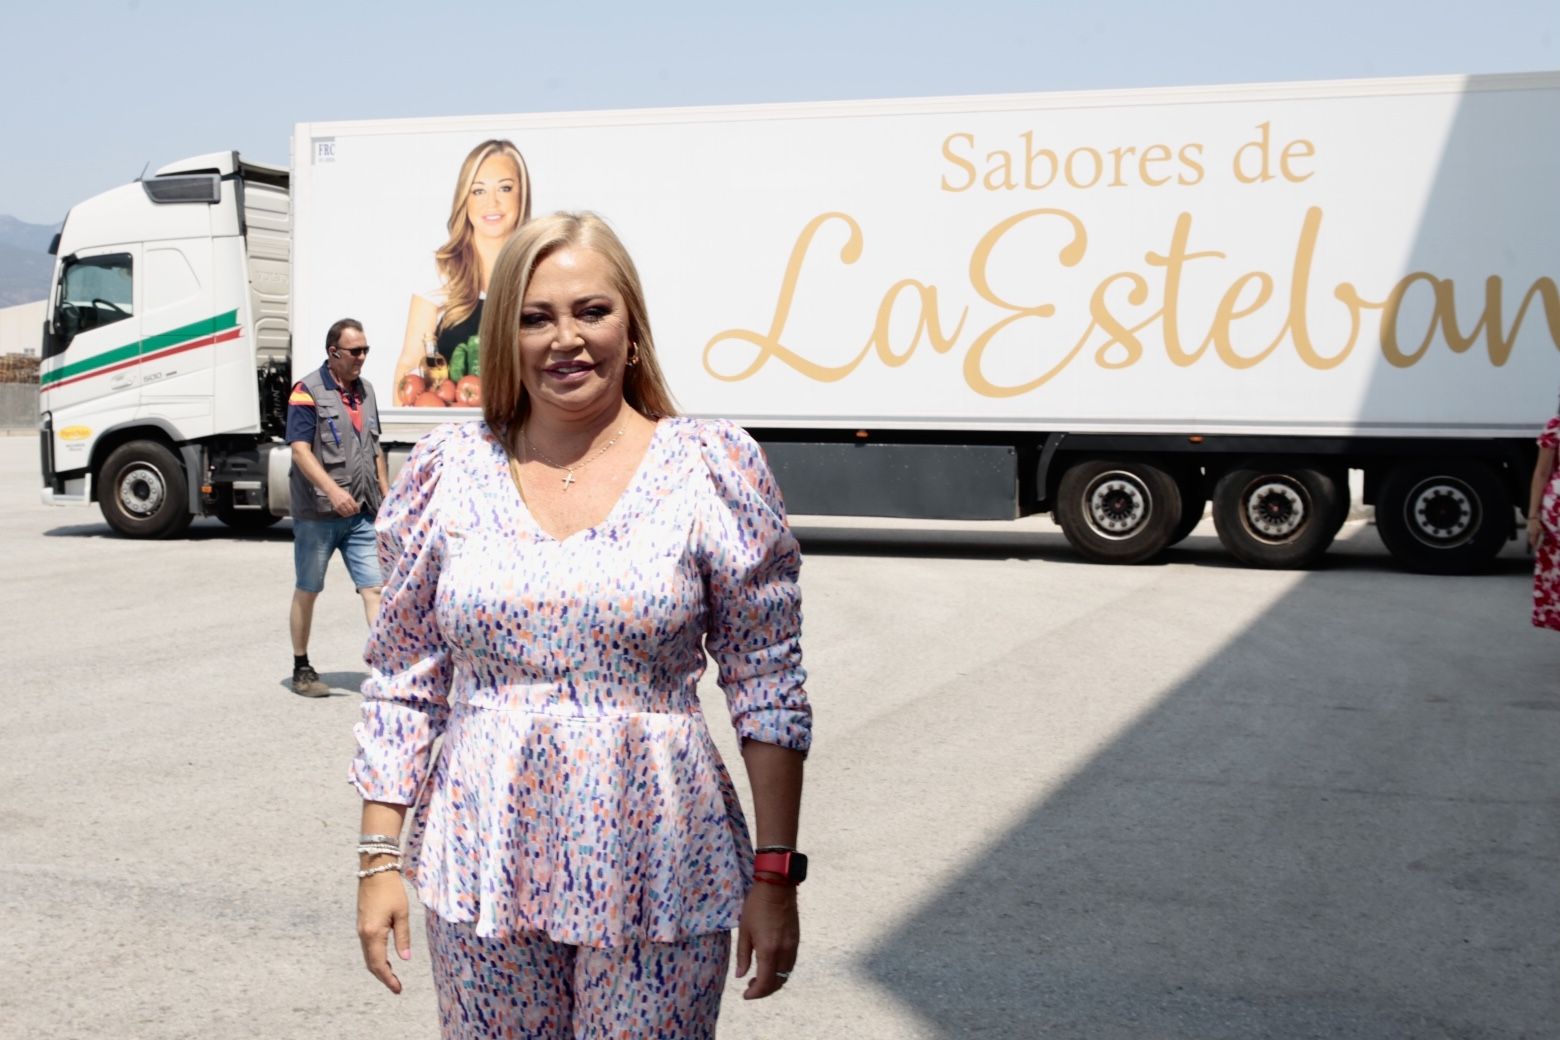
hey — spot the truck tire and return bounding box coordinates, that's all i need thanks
[1375,462,1510,574]
[214,503,283,533]
[1211,464,1342,569]
[1055,459,1182,564]
[98,440,193,539]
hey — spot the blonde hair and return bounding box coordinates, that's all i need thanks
[434,139,532,333]
[480,212,678,455]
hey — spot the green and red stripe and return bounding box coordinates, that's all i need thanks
[39,310,242,394]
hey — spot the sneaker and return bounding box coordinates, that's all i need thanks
[291,664,330,698]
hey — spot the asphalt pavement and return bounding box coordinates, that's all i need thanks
[2,432,1556,1039]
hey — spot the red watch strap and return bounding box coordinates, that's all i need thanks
[753,851,795,881]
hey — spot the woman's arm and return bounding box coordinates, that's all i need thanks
[356,800,411,993]
[743,740,804,848]
[736,740,804,1000]
[349,428,455,994]
[392,294,440,393]
[695,420,814,1000]
[1528,443,1556,551]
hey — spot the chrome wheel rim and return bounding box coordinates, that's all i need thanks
[1244,479,1307,541]
[1085,471,1151,540]
[1405,478,1476,547]
[118,463,167,518]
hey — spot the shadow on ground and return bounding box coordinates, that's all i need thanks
[860,560,1558,1038]
[44,518,294,541]
[275,670,368,696]
[793,521,1533,576]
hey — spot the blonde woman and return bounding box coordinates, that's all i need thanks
[354,213,811,1037]
[391,139,532,403]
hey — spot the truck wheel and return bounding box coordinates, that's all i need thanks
[1055,459,1182,564]
[214,503,282,533]
[98,441,193,539]
[1375,462,1510,574]
[1211,464,1342,569]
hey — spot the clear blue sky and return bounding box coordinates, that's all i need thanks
[1,0,1555,224]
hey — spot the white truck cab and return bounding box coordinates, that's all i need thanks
[39,152,291,536]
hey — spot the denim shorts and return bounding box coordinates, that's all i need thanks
[293,511,382,593]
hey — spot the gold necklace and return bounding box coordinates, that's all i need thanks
[521,425,627,491]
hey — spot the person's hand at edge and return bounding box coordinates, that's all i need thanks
[736,880,799,1000]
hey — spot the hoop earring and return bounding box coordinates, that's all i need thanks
[627,342,640,367]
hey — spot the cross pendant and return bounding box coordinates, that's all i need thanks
[561,471,576,491]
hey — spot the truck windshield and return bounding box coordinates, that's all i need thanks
[48,253,133,358]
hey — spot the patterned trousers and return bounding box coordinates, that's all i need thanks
[427,914,730,1040]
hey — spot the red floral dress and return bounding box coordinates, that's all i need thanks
[1532,417,1560,631]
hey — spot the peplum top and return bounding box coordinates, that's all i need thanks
[349,417,811,945]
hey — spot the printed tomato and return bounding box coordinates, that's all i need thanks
[396,373,426,406]
[412,391,448,408]
[455,375,482,406]
[435,379,458,404]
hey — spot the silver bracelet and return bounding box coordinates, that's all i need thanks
[359,833,401,845]
[356,861,403,879]
[357,844,402,855]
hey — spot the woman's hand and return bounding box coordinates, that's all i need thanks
[393,294,440,395]
[356,872,412,993]
[735,881,799,1000]
[1529,516,1544,553]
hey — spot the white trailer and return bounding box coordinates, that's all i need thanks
[37,72,1560,571]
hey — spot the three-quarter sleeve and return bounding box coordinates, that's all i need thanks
[349,424,457,804]
[1539,417,1560,450]
[695,420,812,754]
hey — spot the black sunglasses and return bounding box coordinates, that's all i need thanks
[336,345,371,358]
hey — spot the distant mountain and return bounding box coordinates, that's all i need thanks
[0,216,56,253]
[0,216,56,307]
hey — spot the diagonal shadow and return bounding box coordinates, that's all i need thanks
[860,558,1559,1038]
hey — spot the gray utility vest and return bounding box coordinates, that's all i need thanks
[289,366,384,521]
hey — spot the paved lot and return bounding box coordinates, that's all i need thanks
[2,431,1557,1039]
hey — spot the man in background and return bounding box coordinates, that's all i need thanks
[286,318,389,697]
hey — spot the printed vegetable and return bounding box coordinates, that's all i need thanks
[449,336,481,381]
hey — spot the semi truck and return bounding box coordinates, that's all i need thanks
[36,71,1560,572]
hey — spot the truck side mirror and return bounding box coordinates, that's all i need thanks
[42,315,70,360]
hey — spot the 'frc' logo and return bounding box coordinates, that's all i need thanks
[313,138,336,164]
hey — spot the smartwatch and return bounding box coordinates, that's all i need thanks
[753,848,808,885]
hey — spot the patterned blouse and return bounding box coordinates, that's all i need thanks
[349,417,812,945]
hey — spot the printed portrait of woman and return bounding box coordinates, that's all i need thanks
[392,139,532,408]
